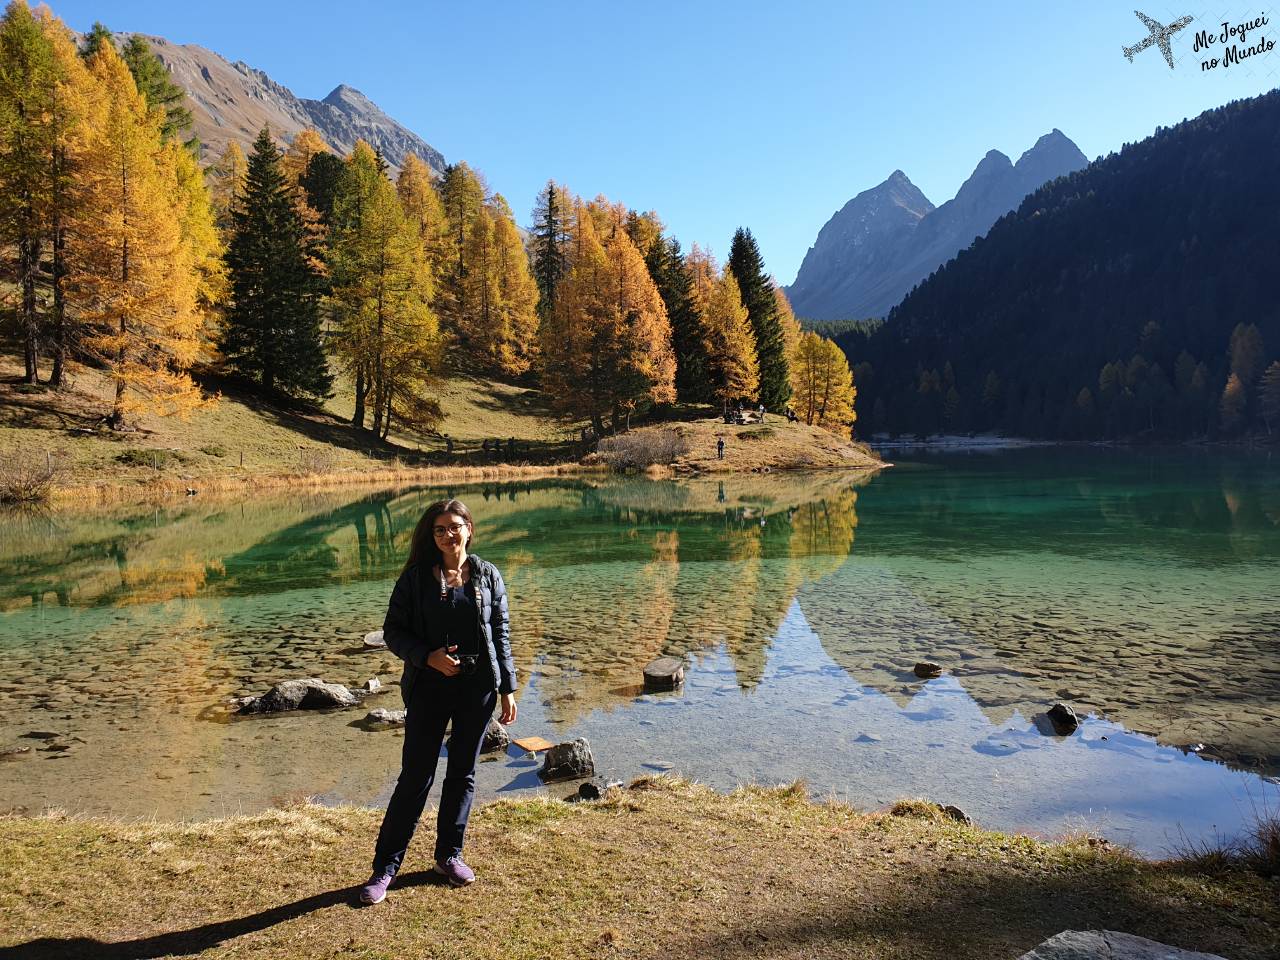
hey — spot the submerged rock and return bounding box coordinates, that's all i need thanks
[363,677,381,693]
[363,630,386,649]
[913,661,943,679]
[1047,702,1080,734]
[238,679,358,714]
[1018,929,1226,960]
[540,737,595,782]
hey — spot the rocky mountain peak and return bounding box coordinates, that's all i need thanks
[786,130,1088,321]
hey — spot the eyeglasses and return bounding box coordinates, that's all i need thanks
[432,522,467,538]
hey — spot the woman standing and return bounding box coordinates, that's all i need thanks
[360,499,518,904]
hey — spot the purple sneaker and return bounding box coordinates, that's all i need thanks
[359,871,394,905]
[433,856,476,886]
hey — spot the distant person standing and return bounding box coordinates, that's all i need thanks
[444,435,454,455]
[716,436,725,460]
[757,403,766,422]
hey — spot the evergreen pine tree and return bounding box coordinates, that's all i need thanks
[728,227,790,409]
[299,150,344,226]
[645,236,709,403]
[119,35,194,145]
[79,21,111,59]
[531,179,569,320]
[0,0,57,383]
[222,127,331,398]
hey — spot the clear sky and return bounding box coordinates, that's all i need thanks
[41,0,1280,285]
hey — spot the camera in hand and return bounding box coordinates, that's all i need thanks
[457,654,479,675]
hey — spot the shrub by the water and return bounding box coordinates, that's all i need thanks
[597,429,689,469]
[297,448,338,475]
[0,454,59,504]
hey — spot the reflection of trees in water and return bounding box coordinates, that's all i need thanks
[509,486,862,718]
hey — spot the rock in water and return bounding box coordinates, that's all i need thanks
[914,661,943,679]
[1047,702,1080,734]
[540,737,595,782]
[366,708,406,725]
[363,630,386,649]
[239,679,358,713]
[1017,929,1226,960]
[363,677,381,693]
[482,718,510,753]
[643,657,685,691]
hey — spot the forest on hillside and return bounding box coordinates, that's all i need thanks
[0,2,859,455]
[841,89,1280,441]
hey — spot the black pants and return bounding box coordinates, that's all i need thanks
[371,678,497,875]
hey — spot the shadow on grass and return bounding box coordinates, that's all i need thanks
[0,872,453,959]
[665,859,1272,960]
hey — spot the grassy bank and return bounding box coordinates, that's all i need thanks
[2,354,882,506]
[1,778,1274,960]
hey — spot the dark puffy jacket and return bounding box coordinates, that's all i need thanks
[382,554,517,705]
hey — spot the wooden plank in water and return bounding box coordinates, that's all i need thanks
[512,735,556,753]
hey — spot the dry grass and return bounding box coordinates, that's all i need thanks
[598,428,690,469]
[660,417,885,474]
[0,778,1275,960]
[0,451,60,504]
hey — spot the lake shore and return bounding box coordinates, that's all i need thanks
[1,778,1274,960]
[31,417,885,507]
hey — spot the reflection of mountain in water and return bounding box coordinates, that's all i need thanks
[506,478,863,721]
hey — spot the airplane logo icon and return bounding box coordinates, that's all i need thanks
[1123,10,1194,68]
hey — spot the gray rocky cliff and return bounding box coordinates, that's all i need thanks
[787,132,1087,321]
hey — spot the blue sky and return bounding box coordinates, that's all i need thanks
[44,0,1280,285]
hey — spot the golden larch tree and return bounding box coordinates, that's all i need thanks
[688,244,757,406]
[206,139,246,235]
[791,331,856,431]
[328,140,439,438]
[71,41,209,426]
[396,152,447,282]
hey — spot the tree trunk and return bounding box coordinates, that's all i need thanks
[20,234,40,384]
[353,365,366,430]
[49,216,66,387]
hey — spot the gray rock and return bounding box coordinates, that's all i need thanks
[540,737,595,782]
[643,657,685,691]
[1047,702,1080,734]
[482,718,510,753]
[238,678,358,714]
[941,804,972,825]
[363,677,381,693]
[363,630,386,649]
[1017,929,1226,960]
[914,661,943,679]
[366,708,406,725]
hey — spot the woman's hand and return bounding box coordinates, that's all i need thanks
[427,644,461,676]
[499,692,517,725]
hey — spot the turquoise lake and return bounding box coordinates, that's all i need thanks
[1,447,1277,857]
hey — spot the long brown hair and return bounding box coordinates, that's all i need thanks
[403,499,475,574]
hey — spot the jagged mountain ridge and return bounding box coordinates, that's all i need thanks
[123,33,445,174]
[787,130,1087,321]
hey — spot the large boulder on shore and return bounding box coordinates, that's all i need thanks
[539,737,595,782]
[1017,929,1226,960]
[238,679,358,714]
